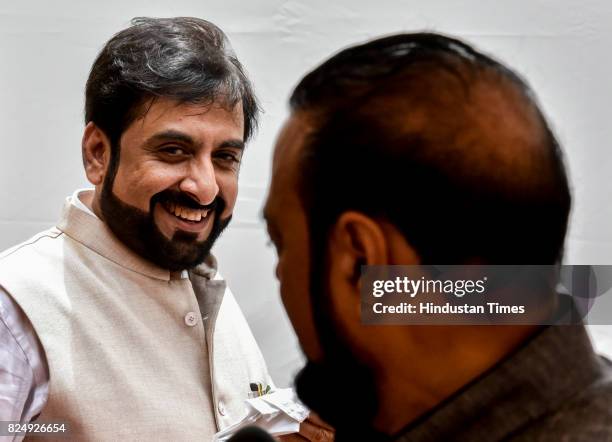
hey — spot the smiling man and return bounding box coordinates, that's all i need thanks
[0,17,272,441]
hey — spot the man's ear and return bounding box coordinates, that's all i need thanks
[326,211,390,360]
[329,211,389,283]
[82,122,112,186]
[324,212,388,323]
[325,212,420,327]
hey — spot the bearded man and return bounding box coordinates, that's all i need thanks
[0,17,272,441]
[264,33,612,441]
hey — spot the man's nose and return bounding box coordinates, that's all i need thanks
[178,157,219,205]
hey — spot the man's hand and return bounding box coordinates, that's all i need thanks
[278,413,334,442]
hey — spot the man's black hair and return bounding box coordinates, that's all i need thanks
[290,32,571,264]
[85,17,258,178]
[289,33,573,440]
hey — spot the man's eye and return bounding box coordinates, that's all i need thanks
[215,152,240,162]
[161,146,187,156]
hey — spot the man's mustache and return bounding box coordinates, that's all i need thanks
[152,189,221,211]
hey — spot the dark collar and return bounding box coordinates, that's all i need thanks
[394,323,604,441]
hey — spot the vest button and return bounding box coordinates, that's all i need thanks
[184,312,198,327]
[218,401,226,416]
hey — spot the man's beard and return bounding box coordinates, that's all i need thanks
[99,172,231,271]
[294,249,389,441]
[295,355,386,441]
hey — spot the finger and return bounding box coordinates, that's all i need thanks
[305,413,334,431]
[299,419,335,442]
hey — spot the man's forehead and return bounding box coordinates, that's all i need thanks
[266,112,313,219]
[273,111,313,173]
[132,97,244,132]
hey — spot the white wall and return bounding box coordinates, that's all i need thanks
[0,0,611,387]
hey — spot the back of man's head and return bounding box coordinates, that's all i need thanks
[279,33,573,440]
[291,33,571,264]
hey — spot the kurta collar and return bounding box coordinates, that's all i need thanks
[56,196,219,282]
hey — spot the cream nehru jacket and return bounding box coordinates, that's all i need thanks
[0,197,273,441]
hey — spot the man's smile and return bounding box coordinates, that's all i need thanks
[163,201,211,222]
[157,201,214,234]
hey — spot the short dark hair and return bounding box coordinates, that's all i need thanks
[291,33,571,264]
[85,17,258,165]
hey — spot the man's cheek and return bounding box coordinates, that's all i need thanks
[218,186,238,218]
[281,279,304,329]
[219,205,234,220]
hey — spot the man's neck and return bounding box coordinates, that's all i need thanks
[371,324,540,435]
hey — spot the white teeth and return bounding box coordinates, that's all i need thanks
[167,203,209,222]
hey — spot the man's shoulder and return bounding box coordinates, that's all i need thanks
[0,227,63,260]
[0,227,64,277]
[517,358,612,440]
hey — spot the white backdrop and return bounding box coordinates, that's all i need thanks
[0,0,611,387]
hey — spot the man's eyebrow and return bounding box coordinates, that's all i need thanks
[219,139,245,150]
[144,131,244,151]
[146,130,195,146]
